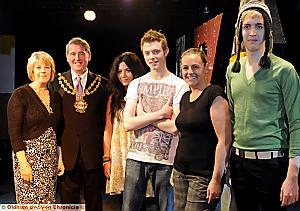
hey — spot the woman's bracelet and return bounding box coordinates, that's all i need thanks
[19,162,29,171]
[103,160,111,166]
[103,155,111,162]
[103,155,111,166]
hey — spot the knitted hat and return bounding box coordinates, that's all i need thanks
[232,0,273,72]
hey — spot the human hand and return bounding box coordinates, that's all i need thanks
[207,178,221,204]
[170,169,174,186]
[19,162,33,183]
[280,177,299,206]
[136,94,145,116]
[103,162,111,179]
[57,157,65,176]
[160,97,173,119]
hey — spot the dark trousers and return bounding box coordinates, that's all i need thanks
[60,155,103,211]
[288,201,300,211]
[230,154,288,211]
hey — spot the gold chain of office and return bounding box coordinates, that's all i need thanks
[58,73,102,96]
[57,73,102,113]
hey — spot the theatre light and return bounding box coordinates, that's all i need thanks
[84,10,96,21]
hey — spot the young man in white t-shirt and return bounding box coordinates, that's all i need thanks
[122,29,189,211]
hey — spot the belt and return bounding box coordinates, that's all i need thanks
[234,148,285,159]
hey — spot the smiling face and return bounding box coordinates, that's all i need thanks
[117,61,134,87]
[66,43,91,75]
[32,62,52,86]
[27,51,56,83]
[181,53,206,89]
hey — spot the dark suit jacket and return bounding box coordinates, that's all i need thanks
[49,70,109,170]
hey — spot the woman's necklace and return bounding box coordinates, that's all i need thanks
[41,94,53,114]
[31,85,53,114]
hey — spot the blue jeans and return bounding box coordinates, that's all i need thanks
[122,159,172,211]
[167,185,174,211]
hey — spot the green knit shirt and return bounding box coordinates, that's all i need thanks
[226,54,300,157]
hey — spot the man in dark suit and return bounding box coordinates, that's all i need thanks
[49,37,109,211]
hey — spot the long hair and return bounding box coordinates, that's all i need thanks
[232,1,272,72]
[107,52,146,122]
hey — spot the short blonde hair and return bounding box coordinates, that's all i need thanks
[27,51,56,82]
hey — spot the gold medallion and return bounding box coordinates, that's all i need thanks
[74,97,88,113]
[58,73,102,113]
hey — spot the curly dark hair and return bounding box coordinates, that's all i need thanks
[107,51,146,122]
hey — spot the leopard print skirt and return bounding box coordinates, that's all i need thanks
[12,127,58,204]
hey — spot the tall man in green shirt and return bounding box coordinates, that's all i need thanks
[226,1,300,210]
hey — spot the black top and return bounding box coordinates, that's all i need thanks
[174,84,227,176]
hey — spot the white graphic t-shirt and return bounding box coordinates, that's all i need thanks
[125,72,189,165]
